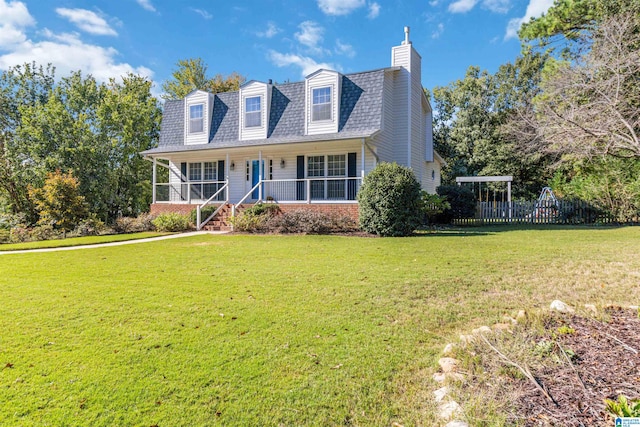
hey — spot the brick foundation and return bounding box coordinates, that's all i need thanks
[150,203,200,216]
[276,203,359,221]
[151,203,359,221]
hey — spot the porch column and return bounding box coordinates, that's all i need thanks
[258,151,263,201]
[507,181,512,220]
[152,157,157,203]
[361,138,365,177]
[226,153,230,201]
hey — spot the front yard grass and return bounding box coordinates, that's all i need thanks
[0,227,638,425]
[0,231,169,251]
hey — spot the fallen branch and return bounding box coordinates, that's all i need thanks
[557,341,588,391]
[603,331,638,354]
[479,335,558,406]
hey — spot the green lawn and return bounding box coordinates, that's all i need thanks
[0,227,638,426]
[0,232,169,251]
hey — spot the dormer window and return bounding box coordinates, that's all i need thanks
[245,96,262,128]
[312,87,332,121]
[189,104,204,134]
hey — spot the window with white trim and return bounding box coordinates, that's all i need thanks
[307,156,325,177]
[327,155,346,177]
[204,161,217,181]
[312,87,331,121]
[188,162,202,181]
[245,96,261,128]
[189,104,204,133]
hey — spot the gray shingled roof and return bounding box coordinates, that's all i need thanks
[145,68,388,156]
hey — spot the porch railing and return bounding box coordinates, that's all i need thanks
[154,181,227,203]
[261,177,361,203]
[196,180,229,230]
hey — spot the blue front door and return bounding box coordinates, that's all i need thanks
[251,160,263,199]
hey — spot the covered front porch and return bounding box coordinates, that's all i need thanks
[146,138,377,228]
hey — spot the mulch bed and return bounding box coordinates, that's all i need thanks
[513,307,640,426]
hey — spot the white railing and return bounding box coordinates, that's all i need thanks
[154,181,227,204]
[196,180,229,230]
[232,181,263,217]
[262,177,361,203]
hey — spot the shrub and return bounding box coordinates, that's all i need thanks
[71,215,107,237]
[28,225,60,241]
[266,210,357,234]
[29,170,89,231]
[152,213,192,232]
[357,162,422,236]
[189,206,218,226]
[0,229,10,243]
[114,213,156,233]
[230,203,281,233]
[0,213,27,230]
[421,192,450,227]
[436,185,477,224]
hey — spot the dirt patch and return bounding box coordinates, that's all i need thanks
[512,307,640,426]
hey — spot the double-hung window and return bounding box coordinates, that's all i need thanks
[327,155,346,199]
[312,87,332,121]
[245,96,261,128]
[189,104,204,134]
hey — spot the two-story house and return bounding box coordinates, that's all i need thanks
[143,28,444,230]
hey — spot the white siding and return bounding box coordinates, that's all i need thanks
[239,81,270,140]
[373,70,396,163]
[184,90,210,145]
[306,70,340,135]
[422,160,441,194]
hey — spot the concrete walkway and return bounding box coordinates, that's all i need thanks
[0,231,228,255]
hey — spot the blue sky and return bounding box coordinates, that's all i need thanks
[0,0,554,97]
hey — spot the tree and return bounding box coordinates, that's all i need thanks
[29,170,88,231]
[532,14,640,160]
[3,65,161,224]
[0,63,55,220]
[357,163,422,237]
[161,58,245,100]
[432,53,552,198]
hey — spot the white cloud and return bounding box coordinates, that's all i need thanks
[0,2,153,85]
[0,0,35,48]
[56,8,117,36]
[190,8,212,20]
[431,23,444,39]
[505,0,554,39]
[448,0,511,13]
[295,21,327,55]
[483,0,510,13]
[0,30,153,82]
[256,21,281,38]
[335,39,355,58]
[448,0,478,13]
[429,0,440,5]
[317,0,365,16]
[268,50,335,77]
[367,2,380,19]
[136,0,156,12]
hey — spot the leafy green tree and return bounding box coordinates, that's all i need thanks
[4,65,161,224]
[161,58,245,99]
[357,163,422,237]
[0,63,55,220]
[432,53,552,198]
[29,170,88,231]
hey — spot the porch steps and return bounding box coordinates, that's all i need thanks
[202,203,234,232]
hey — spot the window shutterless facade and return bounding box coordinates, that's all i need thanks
[189,104,204,133]
[311,87,331,121]
[245,96,261,128]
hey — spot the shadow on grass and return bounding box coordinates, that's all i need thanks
[413,223,628,237]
